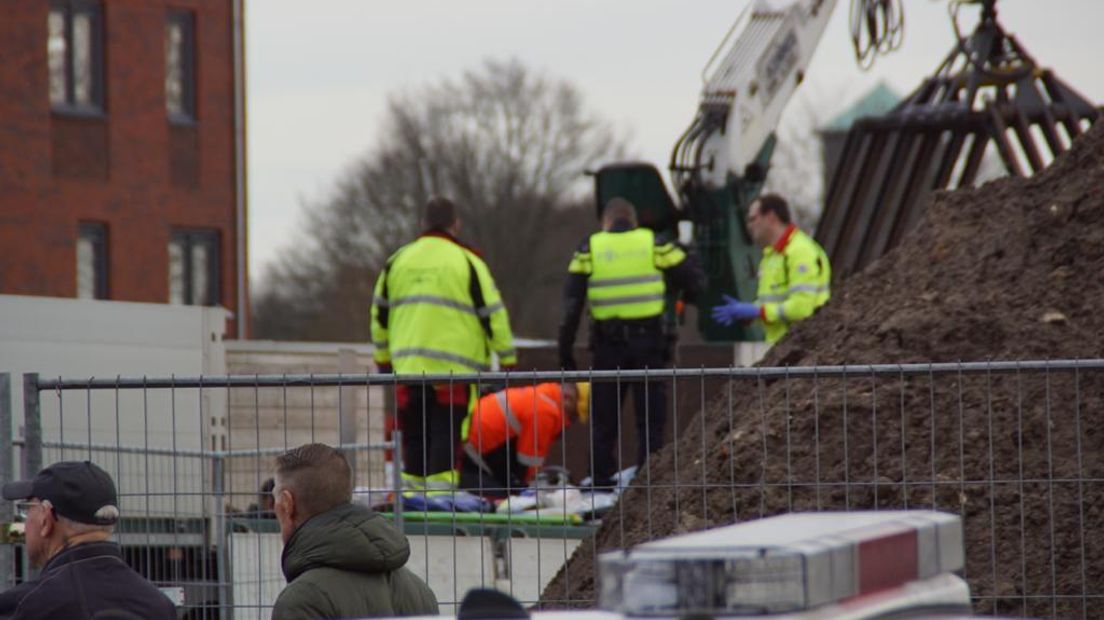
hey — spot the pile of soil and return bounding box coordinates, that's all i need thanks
[541,120,1104,618]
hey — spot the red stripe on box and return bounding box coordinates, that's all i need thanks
[858,530,918,595]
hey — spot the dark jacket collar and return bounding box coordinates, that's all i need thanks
[419,229,483,257]
[42,540,122,573]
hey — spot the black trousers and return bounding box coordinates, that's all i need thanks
[399,384,470,478]
[589,320,669,485]
[459,443,523,499]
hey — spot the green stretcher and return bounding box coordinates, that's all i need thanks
[380,511,594,539]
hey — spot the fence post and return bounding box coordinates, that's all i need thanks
[18,374,41,582]
[213,453,231,620]
[0,373,13,589]
[392,430,403,531]
[338,349,358,477]
[21,374,41,482]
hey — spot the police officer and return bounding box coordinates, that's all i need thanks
[371,196,517,492]
[711,193,830,342]
[558,197,702,488]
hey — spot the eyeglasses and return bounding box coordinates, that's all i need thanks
[14,499,53,521]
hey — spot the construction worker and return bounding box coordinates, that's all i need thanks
[371,196,517,493]
[459,382,590,499]
[712,193,831,342]
[558,197,702,488]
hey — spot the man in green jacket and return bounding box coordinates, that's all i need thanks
[271,443,438,620]
[712,193,831,343]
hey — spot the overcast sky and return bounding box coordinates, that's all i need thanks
[245,0,1104,281]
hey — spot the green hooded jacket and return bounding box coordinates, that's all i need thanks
[272,503,439,620]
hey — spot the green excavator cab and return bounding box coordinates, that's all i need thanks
[592,162,679,233]
[591,145,773,342]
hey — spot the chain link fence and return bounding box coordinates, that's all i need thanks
[1,360,1101,618]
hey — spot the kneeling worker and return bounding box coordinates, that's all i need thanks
[460,383,589,498]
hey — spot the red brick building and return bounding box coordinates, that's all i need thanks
[0,0,249,337]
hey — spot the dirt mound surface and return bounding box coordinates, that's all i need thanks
[541,121,1104,617]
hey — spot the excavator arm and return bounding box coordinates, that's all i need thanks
[594,0,840,341]
[594,1,1092,343]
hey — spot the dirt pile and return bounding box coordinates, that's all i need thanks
[541,120,1104,618]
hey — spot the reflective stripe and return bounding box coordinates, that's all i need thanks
[391,295,478,316]
[653,243,687,268]
[788,284,830,294]
[478,302,504,317]
[372,295,390,308]
[373,340,388,348]
[517,452,544,467]
[389,294,502,320]
[464,443,495,476]
[537,393,559,411]
[497,348,518,359]
[496,392,523,434]
[590,294,665,307]
[392,348,489,371]
[759,286,828,304]
[568,252,593,275]
[589,274,663,288]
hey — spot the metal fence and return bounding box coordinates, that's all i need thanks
[1,360,1101,619]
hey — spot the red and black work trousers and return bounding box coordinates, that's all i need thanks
[396,383,471,478]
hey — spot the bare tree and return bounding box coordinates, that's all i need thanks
[253,59,628,341]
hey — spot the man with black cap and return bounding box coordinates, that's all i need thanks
[0,461,176,619]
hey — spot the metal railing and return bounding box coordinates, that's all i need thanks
[1,361,1101,619]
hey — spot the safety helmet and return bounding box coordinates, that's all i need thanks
[575,382,591,424]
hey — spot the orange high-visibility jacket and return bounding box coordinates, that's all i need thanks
[465,383,570,483]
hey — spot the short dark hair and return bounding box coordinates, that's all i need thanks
[755,193,791,224]
[602,197,637,226]
[423,196,458,231]
[275,444,352,519]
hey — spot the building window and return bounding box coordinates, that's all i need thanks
[165,11,196,121]
[48,0,104,112]
[169,230,220,306]
[76,222,108,299]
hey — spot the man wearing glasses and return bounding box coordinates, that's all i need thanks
[711,193,832,343]
[0,461,175,619]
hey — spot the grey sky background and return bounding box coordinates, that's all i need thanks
[246,0,1104,281]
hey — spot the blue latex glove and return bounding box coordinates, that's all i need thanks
[711,295,760,326]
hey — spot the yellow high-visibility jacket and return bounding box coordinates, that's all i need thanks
[569,228,687,321]
[757,225,831,343]
[371,233,516,373]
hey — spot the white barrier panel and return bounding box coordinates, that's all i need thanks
[229,532,582,618]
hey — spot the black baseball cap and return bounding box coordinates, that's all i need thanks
[2,461,120,525]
